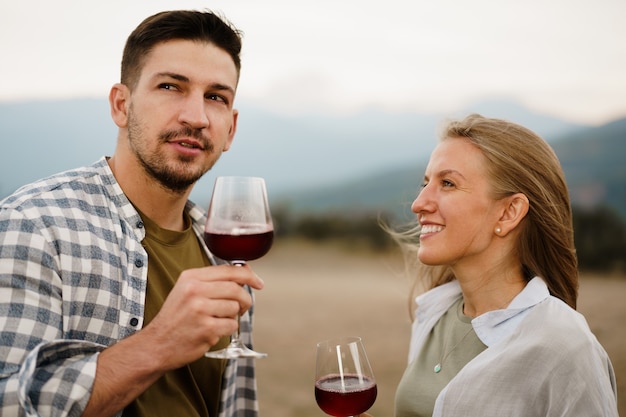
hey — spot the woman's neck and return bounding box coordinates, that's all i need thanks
[453,263,527,317]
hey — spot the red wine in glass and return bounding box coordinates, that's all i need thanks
[204,229,273,263]
[315,374,377,417]
[315,337,377,417]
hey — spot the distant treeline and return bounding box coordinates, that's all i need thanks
[272,204,626,275]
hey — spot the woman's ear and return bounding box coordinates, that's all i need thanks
[109,83,130,128]
[495,193,529,236]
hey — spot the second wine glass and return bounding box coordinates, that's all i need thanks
[315,337,377,417]
[203,176,274,359]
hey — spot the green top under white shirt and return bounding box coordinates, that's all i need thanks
[395,298,487,417]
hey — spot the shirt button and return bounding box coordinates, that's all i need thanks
[135,259,144,268]
[136,221,144,229]
[130,317,139,326]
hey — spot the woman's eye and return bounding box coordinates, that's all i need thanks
[442,180,455,187]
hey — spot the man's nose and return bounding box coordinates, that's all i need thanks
[178,93,209,129]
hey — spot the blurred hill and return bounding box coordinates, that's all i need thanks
[552,118,626,219]
[275,117,626,222]
[1,98,624,221]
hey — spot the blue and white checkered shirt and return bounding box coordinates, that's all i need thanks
[0,157,259,417]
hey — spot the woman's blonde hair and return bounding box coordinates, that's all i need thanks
[390,114,578,315]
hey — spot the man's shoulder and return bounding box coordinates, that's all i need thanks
[1,159,109,209]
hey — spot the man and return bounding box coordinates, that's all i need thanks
[0,10,264,417]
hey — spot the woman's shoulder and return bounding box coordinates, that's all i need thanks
[519,296,607,358]
[529,296,590,332]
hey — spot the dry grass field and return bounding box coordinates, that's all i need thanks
[251,239,625,417]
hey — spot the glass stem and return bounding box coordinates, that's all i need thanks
[230,314,242,344]
[230,261,245,345]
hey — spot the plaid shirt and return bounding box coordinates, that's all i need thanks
[0,157,259,417]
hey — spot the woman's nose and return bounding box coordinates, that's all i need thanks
[411,185,432,214]
[411,195,422,214]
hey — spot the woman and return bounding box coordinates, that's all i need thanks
[372,114,617,416]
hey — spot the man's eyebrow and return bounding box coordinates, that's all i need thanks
[155,72,190,83]
[209,82,236,95]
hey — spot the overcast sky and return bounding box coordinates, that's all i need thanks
[2,0,625,125]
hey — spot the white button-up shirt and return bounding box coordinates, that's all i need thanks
[407,277,618,416]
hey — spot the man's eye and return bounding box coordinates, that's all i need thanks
[159,83,178,91]
[206,94,226,103]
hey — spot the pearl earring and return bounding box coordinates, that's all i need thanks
[495,227,502,235]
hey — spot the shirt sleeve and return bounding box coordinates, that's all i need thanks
[0,209,105,416]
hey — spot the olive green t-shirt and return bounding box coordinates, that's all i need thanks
[122,210,229,417]
[394,298,487,417]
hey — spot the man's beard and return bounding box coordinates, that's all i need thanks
[127,109,216,195]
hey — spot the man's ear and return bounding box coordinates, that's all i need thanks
[109,83,131,128]
[495,193,529,236]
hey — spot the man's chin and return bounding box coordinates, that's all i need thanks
[142,157,215,194]
[152,169,206,195]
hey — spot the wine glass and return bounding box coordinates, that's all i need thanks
[203,176,274,359]
[315,337,377,417]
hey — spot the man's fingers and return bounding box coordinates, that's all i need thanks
[180,264,265,290]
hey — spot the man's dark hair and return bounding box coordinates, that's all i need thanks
[121,10,243,89]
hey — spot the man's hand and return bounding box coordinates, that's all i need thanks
[83,264,264,417]
[144,263,264,369]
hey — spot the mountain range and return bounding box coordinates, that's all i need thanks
[1,98,624,220]
[275,117,626,222]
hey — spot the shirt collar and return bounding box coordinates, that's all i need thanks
[472,277,550,346]
[415,280,462,324]
[414,277,550,347]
